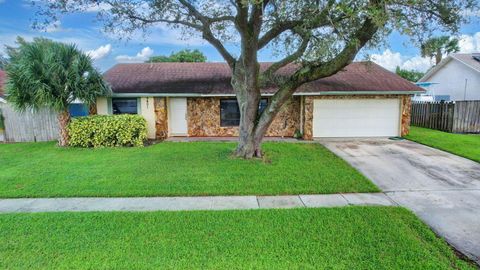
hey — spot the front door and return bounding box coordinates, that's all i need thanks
[168,98,188,136]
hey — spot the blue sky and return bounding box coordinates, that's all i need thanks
[1,0,479,72]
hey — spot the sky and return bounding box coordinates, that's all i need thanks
[1,0,479,73]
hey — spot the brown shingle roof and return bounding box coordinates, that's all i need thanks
[104,61,424,95]
[0,70,5,98]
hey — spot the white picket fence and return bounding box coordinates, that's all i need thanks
[0,102,59,142]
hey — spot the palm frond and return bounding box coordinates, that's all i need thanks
[5,37,111,112]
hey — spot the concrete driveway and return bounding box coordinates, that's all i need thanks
[321,139,480,265]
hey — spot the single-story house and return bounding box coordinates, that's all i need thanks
[96,61,424,140]
[418,53,480,101]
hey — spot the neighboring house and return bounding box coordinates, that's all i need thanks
[418,53,480,101]
[98,61,423,140]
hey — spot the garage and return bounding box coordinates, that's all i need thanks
[312,98,401,138]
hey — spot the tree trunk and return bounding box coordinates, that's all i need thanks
[57,109,70,147]
[234,84,263,158]
[435,49,443,65]
[231,61,294,159]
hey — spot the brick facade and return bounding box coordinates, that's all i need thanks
[187,97,300,137]
[154,97,168,140]
[153,95,412,140]
[400,95,412,136]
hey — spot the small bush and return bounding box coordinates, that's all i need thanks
[68,115,147,147]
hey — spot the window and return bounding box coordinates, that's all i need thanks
[112,98,138,114]
[220,98,268,127]
[258,99,268,114]
[68,103,89,117]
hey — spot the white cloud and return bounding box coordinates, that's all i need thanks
[147,24,206,46]
[84,2,112,12]
[370,49,403,71]
[115,47,154,63]
[463,9,480,17]
[370,32,480,72]
[370,49,433,72]
[401,56,433,72]
[30,0,111,12]
[86,44,112,60]
[44,20,63,33]
[458,33,480,53]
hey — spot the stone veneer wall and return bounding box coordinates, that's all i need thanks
[302,95,412,140]
[154,97,168,140]
[187,97,300,137]
[88,104,97,115]
[400,95,412,136]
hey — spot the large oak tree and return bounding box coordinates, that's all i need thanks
[35,0,476,158]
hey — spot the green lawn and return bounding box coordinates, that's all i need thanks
[0,207,473,269]
[405,127,480,162]
[0,141,378,198]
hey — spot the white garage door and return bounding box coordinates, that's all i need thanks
[313,99,400,138]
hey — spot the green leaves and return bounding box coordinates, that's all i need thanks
[68,114,147,148]
[147,49,207,63]
[5,37,110,113]
[395,66,425,82]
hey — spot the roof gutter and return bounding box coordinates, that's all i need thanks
[110,90,423,98]
[292,91,424,95]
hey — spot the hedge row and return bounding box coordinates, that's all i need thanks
[68,115,147,147]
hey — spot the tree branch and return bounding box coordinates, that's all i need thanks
[257,0,337,50]
[260,33,310,82]
[254,14,380,140]
[177,0,236,67]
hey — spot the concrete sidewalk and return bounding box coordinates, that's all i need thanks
[0,193,396,213]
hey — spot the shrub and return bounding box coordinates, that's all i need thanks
[68,115,147,147]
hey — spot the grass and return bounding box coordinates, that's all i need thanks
[0,207,473,269]
[0,141,378,198]
[405,127,480,163]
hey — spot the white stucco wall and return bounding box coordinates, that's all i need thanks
[140,97,156,139]
[95,97,156,139]
[424,60,480,101]
[96,97,109,115]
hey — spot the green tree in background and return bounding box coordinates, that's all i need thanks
[5,37,110,146]
[148,49,207,63]
[421,36,460,65]
[395,67,425,82]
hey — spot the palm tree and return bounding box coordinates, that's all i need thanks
[5,37,110,146]
[421,36,460,65]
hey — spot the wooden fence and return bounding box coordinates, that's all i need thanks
[411,100,480,133]
[0,103,59,142]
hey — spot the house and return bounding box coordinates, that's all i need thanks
[97,61,424,140]
[418,53,480,101]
